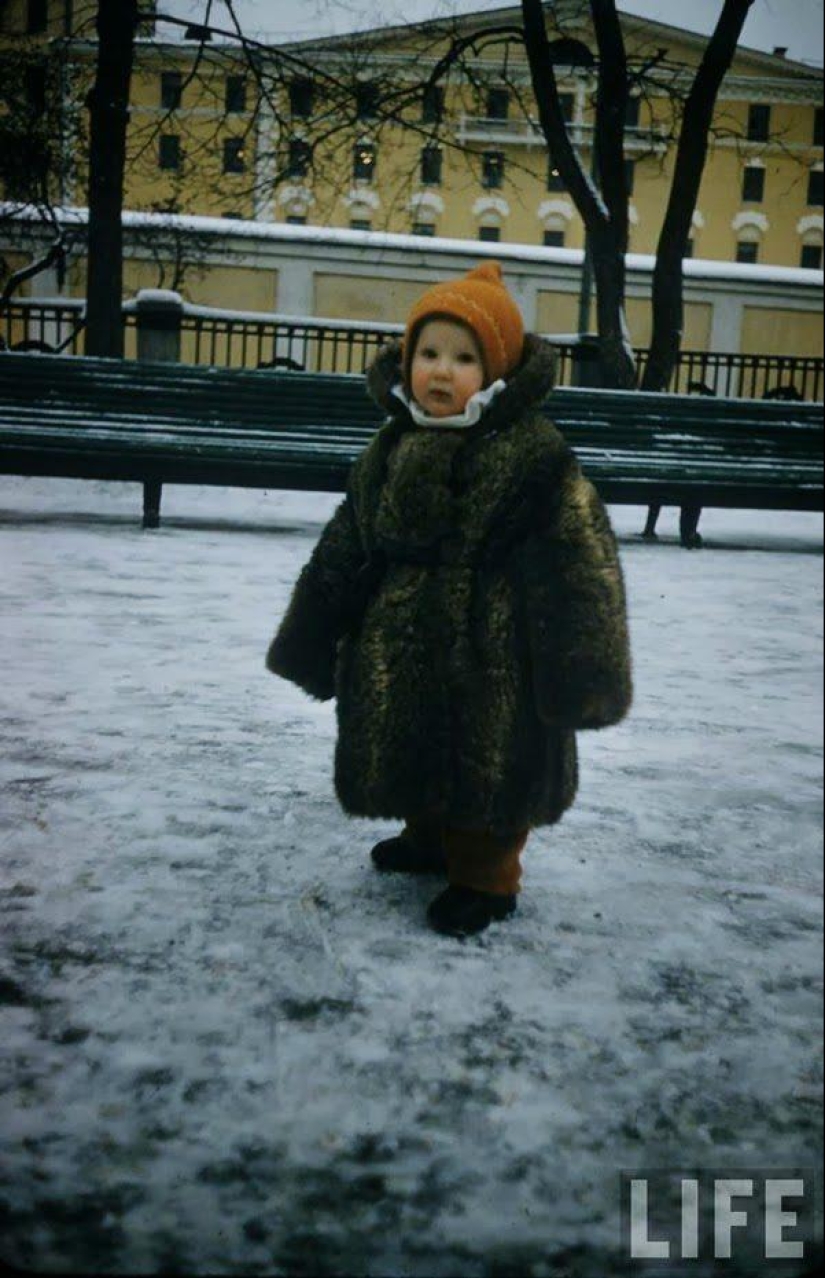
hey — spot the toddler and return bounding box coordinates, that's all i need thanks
[267,262,632,937]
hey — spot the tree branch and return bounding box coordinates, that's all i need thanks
[520,0,607,227]
[591,0,629,250]
[643,0,755,390]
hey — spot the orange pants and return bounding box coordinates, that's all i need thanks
[402,816,527,895]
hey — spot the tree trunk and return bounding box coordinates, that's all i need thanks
[642,0,755,391]
[85,0,137,358]
[521,0,635,389]
[591,225,636,388]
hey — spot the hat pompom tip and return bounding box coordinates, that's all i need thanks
[468,261,503,284]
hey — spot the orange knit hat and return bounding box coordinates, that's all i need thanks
[403,261,525,387]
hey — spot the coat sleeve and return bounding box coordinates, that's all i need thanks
[516,455,632,730]
[265,493,366,701]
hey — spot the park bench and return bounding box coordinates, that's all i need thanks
[0,351,821,530]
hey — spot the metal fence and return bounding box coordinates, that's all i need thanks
[1,296,822,401]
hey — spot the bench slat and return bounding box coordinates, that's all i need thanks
[1,353,821,527]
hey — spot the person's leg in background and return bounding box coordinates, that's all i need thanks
[641,503,661,540]
[679,502,703,549]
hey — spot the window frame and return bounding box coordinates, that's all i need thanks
[355,82,379,121]
[225,75,247,114]
[420,144,443,186]
[482,150,505,190]
[287,138,311,179]
[807,168,824,207]
[478,225,501,242]
[222,137,246,175]
[486,87,509,121]
[352,141,377,183]
[800,243,823,270]
[421,84,444,124]
[742,164,765,203]
[160,70,182,110]
[735,240,759,264]
[289,78,314,119]
[747,103,771,142]
[159,133,182,172]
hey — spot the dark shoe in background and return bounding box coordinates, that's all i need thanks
[371,833,447,874]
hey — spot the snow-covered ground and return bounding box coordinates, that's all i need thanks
[0,476,822,1277]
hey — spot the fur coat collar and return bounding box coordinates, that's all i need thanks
[366,333,557,439]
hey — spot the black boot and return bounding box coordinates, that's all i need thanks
[426,884,517,937]
[371,833,447,874]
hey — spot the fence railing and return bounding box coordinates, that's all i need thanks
[1,295,822,401]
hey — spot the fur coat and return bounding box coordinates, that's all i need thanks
[266,335,632,834]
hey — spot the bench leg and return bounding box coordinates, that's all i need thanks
[143,480,162,529]
[641,504,661,540]
[680,502,703,549]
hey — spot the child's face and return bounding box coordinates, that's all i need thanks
[410,319,485,418]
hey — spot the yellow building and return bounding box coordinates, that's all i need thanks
[266,5,824,274]
[1,0,822,371]
[1,0,822,270]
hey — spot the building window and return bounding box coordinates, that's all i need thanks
[736,240,759,264]
[815,106,824,147]
[420,145,442,185]
[747,103,771,141]
[160,71,182,110]
[290,78,314,118]
[807,168,824,206]
[412,222,436,237]
[486,88,509,120]
[350,218,372,231]
[356,82,379,120]
[624,159,635,195]
[742,165,765,202]
[625,96,640,128]
[543,229,565,247]
[547,157,565,191]
[159,134,181,171]
[223,138,246,174]
[422,84,444,124]
[225,76,246,114]
[479,225,501,242]
[288,139,311,178]
[559,92,574,123]
[353,142,376,182]
[482,151,504,189]
[286,215,306,225]
[684,238,694,259]
[24,65,46,115]
[800,243,823,269]
[27,0,48,34]
[222,211,242,220]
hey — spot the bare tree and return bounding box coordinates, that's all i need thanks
[0,0,804,390]
[640,0,755,391]
[84,0,139,356]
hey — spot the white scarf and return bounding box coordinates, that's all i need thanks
[390,379,507,429]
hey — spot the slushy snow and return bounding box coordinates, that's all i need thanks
[0,476,822,1276]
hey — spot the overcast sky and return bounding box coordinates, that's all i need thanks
[160,0,824,65]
